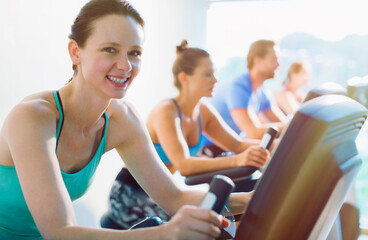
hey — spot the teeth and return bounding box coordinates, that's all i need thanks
[107,76,128,84]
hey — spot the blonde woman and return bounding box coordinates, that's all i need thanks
[274,61,310,115]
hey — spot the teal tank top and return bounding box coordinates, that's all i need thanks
[154,99,204,164]
[0,90,108,239]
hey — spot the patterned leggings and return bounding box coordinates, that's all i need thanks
[107,168,171,229]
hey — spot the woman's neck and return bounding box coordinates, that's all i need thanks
[175,92,201,118]
[285,80,299,93]
[59,80,111,134]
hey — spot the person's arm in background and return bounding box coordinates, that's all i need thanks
[261,108,286,122]
[201,101,262,153]
[259,91,287,131]
[229,85,286,139]
[222,80,269,139]
[233,108,267,137]
[274,90,300,115]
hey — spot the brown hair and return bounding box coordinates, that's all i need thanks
[172,40,210,90]
[285,61,308,83]
[288,61,305,77]
[69,0,144,72]
[247,40,275,70]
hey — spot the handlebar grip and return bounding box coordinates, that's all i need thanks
[199,175,235,214]
[259,127,279,150]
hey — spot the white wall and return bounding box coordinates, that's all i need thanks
[0,0,209,227]
[126,0,209,120]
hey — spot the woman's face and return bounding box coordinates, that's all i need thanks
[77,14,144,99]
[291,68,309,87]
[186,57,217,98]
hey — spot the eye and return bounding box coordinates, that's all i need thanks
[205,71,214,78]
[129,50,142,57]
[103,47,116,53]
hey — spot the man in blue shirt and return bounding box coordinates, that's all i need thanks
[203,40,286,156]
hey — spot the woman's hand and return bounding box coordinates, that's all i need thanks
[236,145,269,168]
[160,205,230,240]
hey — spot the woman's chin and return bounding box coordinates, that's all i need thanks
[109,89,128,99]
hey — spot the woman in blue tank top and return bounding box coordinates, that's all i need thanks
[148,41,269,175]
[0,1,256,239]
[107,40,270,229]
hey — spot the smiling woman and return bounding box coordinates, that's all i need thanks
[0,0,249,239]
[68,12,144,99]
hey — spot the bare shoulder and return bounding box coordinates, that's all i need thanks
[147,99,178,122]
[106,99,148,147]
[5,91,58,128]
[199,100,212,111]
[21,90,55,102]
[0,90,58,163]
[152,99,177,114]
[108,98,140,121]
[198,100,219,117]
[198,100,229,131]
[1,91,58,164]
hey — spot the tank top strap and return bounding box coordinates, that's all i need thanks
[171,98,183,128]
[53,90,64,151]
[102,111,109,136]
[198,114,202,133]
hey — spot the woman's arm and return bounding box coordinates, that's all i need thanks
[109,101,253,218]
[274,91,300,115]
[146,101,268,176]
[110,100,204,213]
[4,101,79,239]
[109,101,246,236]
[3,100,225,240]
[3,101,139,239]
